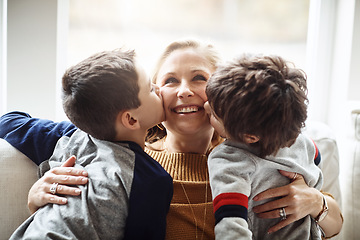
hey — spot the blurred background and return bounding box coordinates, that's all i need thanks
[1,0,360,238]
[67,0,310,73]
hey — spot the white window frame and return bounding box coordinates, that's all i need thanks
[4,0,68,120]
[0,0,7,116]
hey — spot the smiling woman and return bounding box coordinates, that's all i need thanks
[143,39,222,239]
[142,39,343,239]
[157,48,214,145]
[147,40,220,155]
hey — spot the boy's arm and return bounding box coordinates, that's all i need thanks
[208,145,254,239]
[0,111,77,165]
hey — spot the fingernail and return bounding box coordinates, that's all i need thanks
[81,177,87,183]
[82,171,87,176]
[75,189,81,194]
[62,199,67,203]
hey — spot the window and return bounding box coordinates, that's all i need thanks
[67,0,310,74]
[0,0,6,115]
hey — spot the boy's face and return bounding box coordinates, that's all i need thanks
[135,63,165,130]
[204,101,227,138]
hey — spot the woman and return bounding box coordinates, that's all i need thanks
[4,39,342,239]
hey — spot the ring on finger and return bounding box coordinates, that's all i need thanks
[279,207,287,220]
[291,172,298,181]
[50,182,59,195]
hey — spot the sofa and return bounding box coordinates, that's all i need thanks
[340,109,360,240]
[0,119,354,240]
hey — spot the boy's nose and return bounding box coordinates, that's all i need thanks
[153,84,160,96]
[204,101,211,114]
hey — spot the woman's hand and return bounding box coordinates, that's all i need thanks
[252,170,343,237]
[27,156,88,214]
[252,170,323,233]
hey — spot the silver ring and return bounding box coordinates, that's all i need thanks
[292,172,298,181]
[50,182,59,195]
[279,207,286,220]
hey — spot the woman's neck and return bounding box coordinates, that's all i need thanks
[164,130,214,155]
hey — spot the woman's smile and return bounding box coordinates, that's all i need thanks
[172,105,204,114]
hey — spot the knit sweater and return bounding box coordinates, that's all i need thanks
[145,150,215,240]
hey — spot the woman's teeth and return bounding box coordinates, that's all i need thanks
[175,106,199,113]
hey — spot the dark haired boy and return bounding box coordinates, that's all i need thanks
[204,54,323,239]
[10,49,173,240]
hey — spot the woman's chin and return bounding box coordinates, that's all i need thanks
[166,120,212,136]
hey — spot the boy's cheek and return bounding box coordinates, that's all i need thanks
[161,108,166,122]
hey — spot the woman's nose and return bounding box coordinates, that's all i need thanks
[177,82,194,98]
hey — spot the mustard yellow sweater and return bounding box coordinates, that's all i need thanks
[145,149,215,240]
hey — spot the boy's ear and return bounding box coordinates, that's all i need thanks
[120,111,140,130]
[243,134,260,144]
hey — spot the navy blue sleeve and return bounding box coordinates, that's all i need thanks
[124,143,173,240]
[313,142,321,166]
[0,111,77,165]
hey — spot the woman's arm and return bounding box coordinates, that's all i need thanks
[28,156,88,214]
[252,170,343,238]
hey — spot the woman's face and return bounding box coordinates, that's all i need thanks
[155,48,215,137]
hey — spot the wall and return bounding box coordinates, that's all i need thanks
[4,0,68,120]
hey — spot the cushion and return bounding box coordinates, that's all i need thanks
[303,121,342,205]
[0,138,38,239]
[341,110,360,240]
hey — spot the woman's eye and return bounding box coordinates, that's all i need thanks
[164,77,178,85]
[193,75,207,81]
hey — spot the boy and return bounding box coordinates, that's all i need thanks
[204,54,323,239]
[10,49,173,239]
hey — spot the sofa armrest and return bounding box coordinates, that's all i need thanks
[0,138,38,239]
[303,121,342,206]
[340,110,360,240]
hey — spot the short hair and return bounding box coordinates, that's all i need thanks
[146,39,222,149]
[206,54,308,157]
[62,49,139,141]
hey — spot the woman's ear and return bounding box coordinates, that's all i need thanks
[243,134,260,144]
[120,111,140,130]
